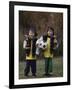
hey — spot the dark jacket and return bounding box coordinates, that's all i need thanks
[25,37,37,57]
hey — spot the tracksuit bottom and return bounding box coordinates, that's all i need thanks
[45,57,52,75]
[24,60,36,76]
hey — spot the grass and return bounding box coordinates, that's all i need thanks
[19,56,63,79]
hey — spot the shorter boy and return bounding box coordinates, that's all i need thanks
[23,28,37,77]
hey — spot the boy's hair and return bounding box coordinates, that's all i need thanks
[28,27,37,37]
[47,26,54,36]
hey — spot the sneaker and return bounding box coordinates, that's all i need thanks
[24,73,28,77]
[49,72,53,75]
[32,74,36,78]
[47,73,54,77]
[43,73,52,77]
[43,73,48,76]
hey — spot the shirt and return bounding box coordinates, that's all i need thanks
[44,37,53,58]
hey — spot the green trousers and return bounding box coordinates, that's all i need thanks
[45,57,52,74]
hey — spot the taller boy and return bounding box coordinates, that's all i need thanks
[23,27,37,77]
[43,26,58,76]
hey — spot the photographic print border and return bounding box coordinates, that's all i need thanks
[9,1,70,89]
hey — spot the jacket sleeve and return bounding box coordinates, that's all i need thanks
[23,40,27,49]
[53,38,59,50]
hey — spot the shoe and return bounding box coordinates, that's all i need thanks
[43,73,52,77]
[24,74,28,77]
[32,74,36,77]
[47,73,54,77]
[49,72,53,75]
[43,73,48,76]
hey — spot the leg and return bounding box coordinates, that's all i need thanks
[48,57,52,73]
[45,58,49,75]
[31,60,36,76]
[24,60,30,76]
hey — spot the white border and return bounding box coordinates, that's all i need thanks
[14,5,68,85]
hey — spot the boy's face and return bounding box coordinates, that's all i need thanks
[48,29,53,37]
[29,30,34,38]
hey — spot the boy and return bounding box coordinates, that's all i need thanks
[43,27,58,76]
[23,28,37,77]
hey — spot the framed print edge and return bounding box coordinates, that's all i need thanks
[9,1,14,89]
[9,1,70,89]
[67,5,70,85]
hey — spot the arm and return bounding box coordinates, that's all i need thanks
[53,37,59,50]
[23,40,27,49]
[23,40,30,49]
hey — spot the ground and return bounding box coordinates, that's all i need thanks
[19,57,63,79]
